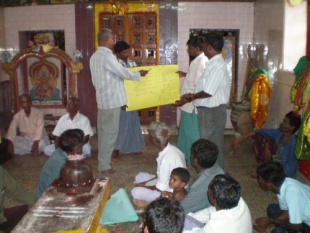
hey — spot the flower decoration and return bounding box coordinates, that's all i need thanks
[73,50,83,62]
[68,154,84,161]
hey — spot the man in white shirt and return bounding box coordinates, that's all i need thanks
[183,174,252,233]
[43,97,93,157]
[90,28,148,174]
[175,36,208,165]
[6,94,49,156]
[181,32,231,168]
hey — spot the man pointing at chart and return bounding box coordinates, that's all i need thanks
[90,28,148,175]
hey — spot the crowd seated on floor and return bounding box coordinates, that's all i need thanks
[0,90,308,232]
[131,119,310,233]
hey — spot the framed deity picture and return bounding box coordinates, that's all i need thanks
[26,56,64,107]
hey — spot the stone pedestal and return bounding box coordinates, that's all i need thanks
[230,102,253,136]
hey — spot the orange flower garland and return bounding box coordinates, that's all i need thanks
[248,71,271,129]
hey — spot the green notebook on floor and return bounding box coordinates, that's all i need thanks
[100,188,139,225]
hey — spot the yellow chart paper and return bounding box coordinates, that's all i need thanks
[125,65,180,111]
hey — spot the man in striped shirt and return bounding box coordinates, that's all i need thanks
[90,28,148,175]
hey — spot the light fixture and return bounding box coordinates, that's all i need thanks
[109,0,127,15]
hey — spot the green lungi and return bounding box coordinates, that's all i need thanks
[177,110,200,165]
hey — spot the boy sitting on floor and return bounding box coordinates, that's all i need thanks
[162,167,190,202]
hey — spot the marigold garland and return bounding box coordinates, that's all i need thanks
[248,69,271,129]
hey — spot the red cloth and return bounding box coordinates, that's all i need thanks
[253,133,278,163]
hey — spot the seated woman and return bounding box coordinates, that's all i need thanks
[234,111,301,178]
[35,129,84,198]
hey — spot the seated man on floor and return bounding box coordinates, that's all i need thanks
[234,111,301,178]
[143,198,185,233]
[44,97,93,158]
[0,165,36,232]
[254,162,310,233]
[6,94,49,157]
[0,134,12,165]
[36,128,84,198]
[181,139,224,214]
[183,174,252,233]
[132,122,186,206]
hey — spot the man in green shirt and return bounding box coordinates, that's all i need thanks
[0,165,36,232]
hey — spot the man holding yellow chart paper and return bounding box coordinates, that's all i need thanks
[181,33,231,168]
[90,28,148,175]
[113,41,145,158]
[174,36,208,165]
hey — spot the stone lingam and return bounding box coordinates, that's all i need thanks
[52,155,95,195]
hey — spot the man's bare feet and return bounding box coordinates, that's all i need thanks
[31,141,39,157]
[248,169,258,179]
[111,151,120,165]
[112,150,120,159]
[100,168,116,175]
[31,150,40,157]
[133,199,150,209]
[126,151,143,156]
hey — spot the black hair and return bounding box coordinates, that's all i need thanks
[209,174,241,210]
[144,198,185,233]
[68,97,80,106]
[191,139,218,169]
[114,40,131,53]
[59,129,84,153]
[257,162,285,187]
[19,93,31,102]
[171,167,190,184]
[186,36,205,51]
[285,111,301,133]
[203,32,224,52]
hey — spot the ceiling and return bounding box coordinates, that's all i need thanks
[0,0,255,7]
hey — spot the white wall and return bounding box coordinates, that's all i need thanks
[4,5,76,54]
[283,1,307,70]
[3,4,76,116]
[253,0,307,128]
[0,7,5,49]
[177,2,254,128]
[178,2,254,102]
[264,70,295,128]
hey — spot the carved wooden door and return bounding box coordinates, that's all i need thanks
[101,13,158,124]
